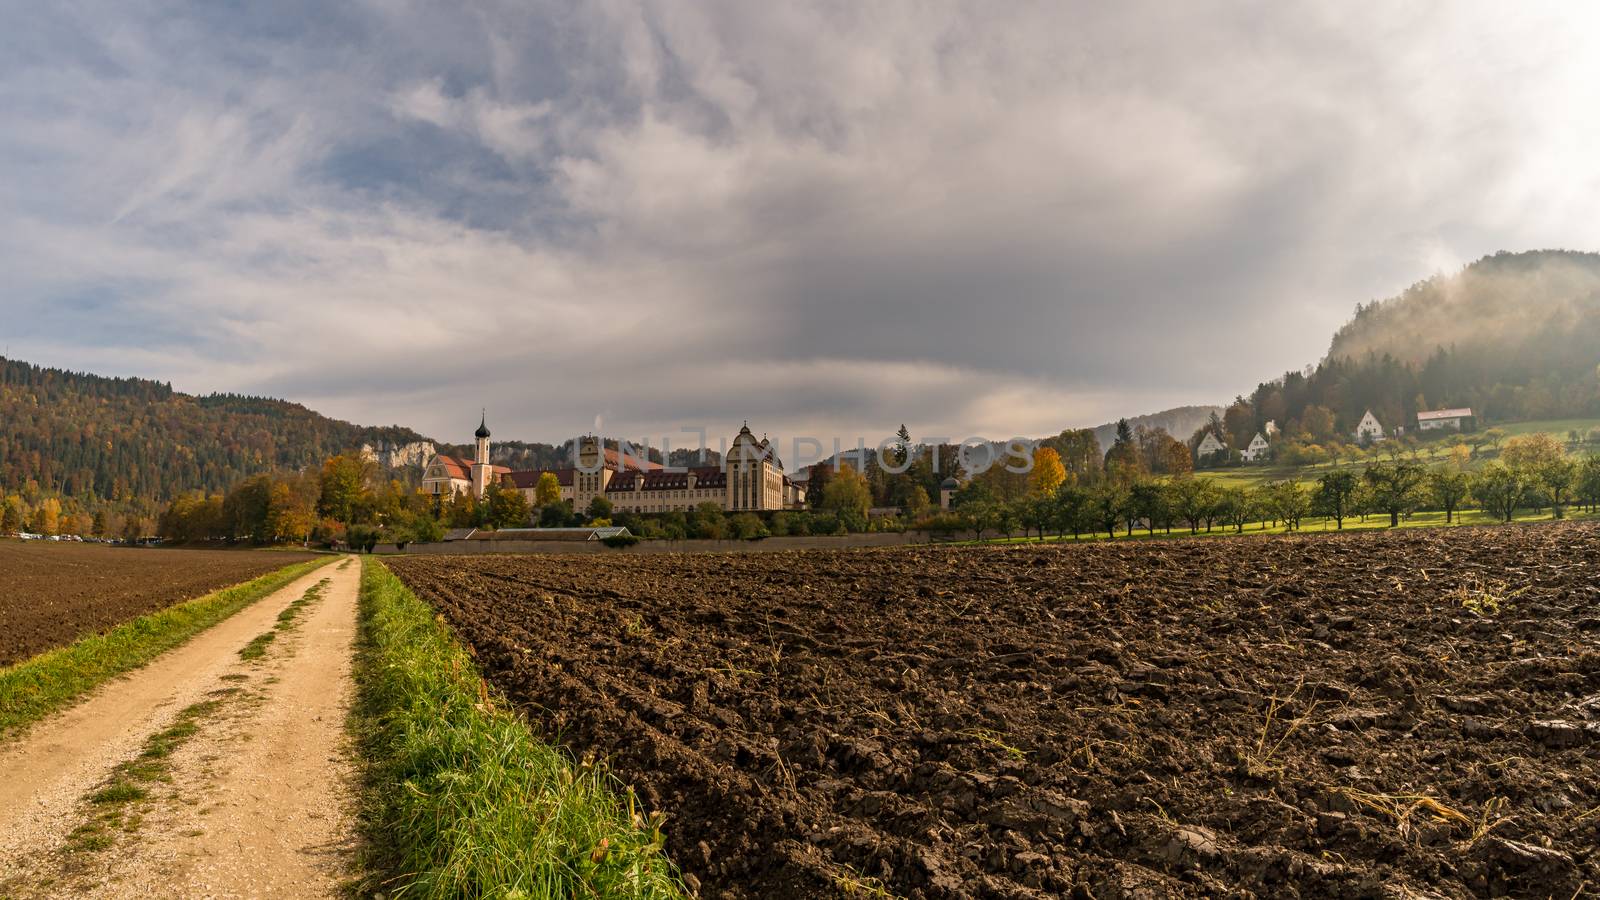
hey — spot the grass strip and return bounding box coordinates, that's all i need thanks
[67,689,238,854]
[352,560,688,899]
[0,557,332,737]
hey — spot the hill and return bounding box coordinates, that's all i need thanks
[1089,406,1221,454]
[1328,249,1600,368]
[1215,250,1600,450]
[0,357,427,510]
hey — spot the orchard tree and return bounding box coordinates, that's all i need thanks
[1578,455,1600,513]
[1217,487,1255,533]
[1428,468,1472,524]
[1363,461,1427,527]
[1169,476,1219,534]
[1266,481,1310,531]
[1472,463,1524,523]
[1314,470,1359,529]
[1538,456,1577,519]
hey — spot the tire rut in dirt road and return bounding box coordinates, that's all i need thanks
[0,556,364,898]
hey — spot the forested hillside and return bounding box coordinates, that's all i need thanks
[1207,250,1600,451]
[0,358,425,508]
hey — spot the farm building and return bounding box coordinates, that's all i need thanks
[1195,431,1227,460]
[1417,407,1474,431]
[1354,409,1386,444]
[1241,432,1271,463]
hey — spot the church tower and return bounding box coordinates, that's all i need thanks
[471,411,492,498]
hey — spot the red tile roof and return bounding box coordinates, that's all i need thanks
[502,468,575,488]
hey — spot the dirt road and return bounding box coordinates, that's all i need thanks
[0,556,364,898]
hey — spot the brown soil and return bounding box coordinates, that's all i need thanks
[389,522,1600,899]
[0,542,317,665]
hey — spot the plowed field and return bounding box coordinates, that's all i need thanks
[0,542,318,666]
[389,523,1600,898]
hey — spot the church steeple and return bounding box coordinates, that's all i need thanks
[475,410,491,440]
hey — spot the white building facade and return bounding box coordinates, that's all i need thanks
[1354,410,1386,444]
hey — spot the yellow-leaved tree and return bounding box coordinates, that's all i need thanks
[1030,447,1066,495]
[534,472,563,507]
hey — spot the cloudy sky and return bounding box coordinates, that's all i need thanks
[4,2,1600,445]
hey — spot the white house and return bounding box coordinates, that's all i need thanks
[1354,409,1386,444]
[1417,407,1474,431]
[1195,431,1227,459]
[1241,432,1271,463]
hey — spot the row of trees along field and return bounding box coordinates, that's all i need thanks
[927,431,1600,540]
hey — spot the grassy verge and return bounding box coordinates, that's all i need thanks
[0,557,332,737]
[352,560,687,899]
[67,688,239,853]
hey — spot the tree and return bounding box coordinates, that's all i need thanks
[540,501,573,527]
[1030,447,1066,496]
[1265,481,1310,531]
[1051,484,1090,539]
[268,480,316,544]
[224,474,274,543]
[1090,481,1130,538]
[1129,479,1168,535]
[29,497,61,536]
[1501,432,1564,472]
[1169,477,1219,534]
[1314,471,1359,529]
[1,495,24,533]
[1472,463,1524,523]
[1299,405,1336,443]
[1537,456,1578,519]
[729,512,768,540]
[821,464,872,528]
[1104,419,1141,471]
[905,485,932,520]
[586,496,614,522]
[690,501,726,539]
[534,472,563,507]
[485,483,532,529]
[1363,461,1427,527]
[1217,487,1256,533]
[1428,468,1472,524]
[1579,455,1600,513]
[317,455,374,525]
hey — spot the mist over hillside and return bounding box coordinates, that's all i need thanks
[1089,406,1222,451]
[1328,250,1600,367]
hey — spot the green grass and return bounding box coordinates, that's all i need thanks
[0,557,332,738]
[1494,417,1600,438]
[352,560,688,899]
[237,631,277,660]
[67,691,237,854]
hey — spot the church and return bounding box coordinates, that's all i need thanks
[422,416,806,513]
